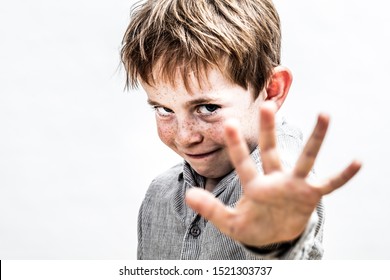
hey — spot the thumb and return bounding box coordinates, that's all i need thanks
[185,188,234,233]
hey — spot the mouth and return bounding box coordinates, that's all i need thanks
[184,149,221,160]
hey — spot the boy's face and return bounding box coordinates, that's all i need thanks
[141,68,265,182]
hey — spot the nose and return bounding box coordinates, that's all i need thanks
[175,117,203,148]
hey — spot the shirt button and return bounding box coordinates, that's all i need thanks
[189,225,201,237]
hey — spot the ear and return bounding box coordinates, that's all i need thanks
[264,66,293,110]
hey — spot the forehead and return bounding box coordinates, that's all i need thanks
[144,66,240,96]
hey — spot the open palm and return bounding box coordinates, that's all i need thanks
[185,101,361,247]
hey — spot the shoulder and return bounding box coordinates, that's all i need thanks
[144,162,184,197]
[151,162,183,184]
[276,117,303,143]
[139,162,184,218]
[275,117,304,169]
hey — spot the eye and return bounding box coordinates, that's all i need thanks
[154,106,174,117]
[197,104,220,116]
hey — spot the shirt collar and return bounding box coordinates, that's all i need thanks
[178,146,262,190]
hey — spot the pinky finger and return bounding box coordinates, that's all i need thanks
[318,160,362,195]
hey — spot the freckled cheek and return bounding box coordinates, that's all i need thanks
[156,123,176,146]
[204,124,226,144]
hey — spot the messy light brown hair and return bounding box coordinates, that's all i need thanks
[121,0,281,98]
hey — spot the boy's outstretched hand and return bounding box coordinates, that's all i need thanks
[185,101,361,247]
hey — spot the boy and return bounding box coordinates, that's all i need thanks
[120,0,361,259]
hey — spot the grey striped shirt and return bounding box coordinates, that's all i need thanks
[137,120,324,259]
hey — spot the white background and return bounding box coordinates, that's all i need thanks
[0,0,389,259]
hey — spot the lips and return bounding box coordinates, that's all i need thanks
[184,149,221,159]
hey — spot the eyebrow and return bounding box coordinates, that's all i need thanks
[147,97,222,107]
[147,99,160,106]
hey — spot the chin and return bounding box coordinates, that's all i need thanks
[194,167,232,180]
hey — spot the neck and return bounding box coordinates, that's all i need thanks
[204,178,221,192]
